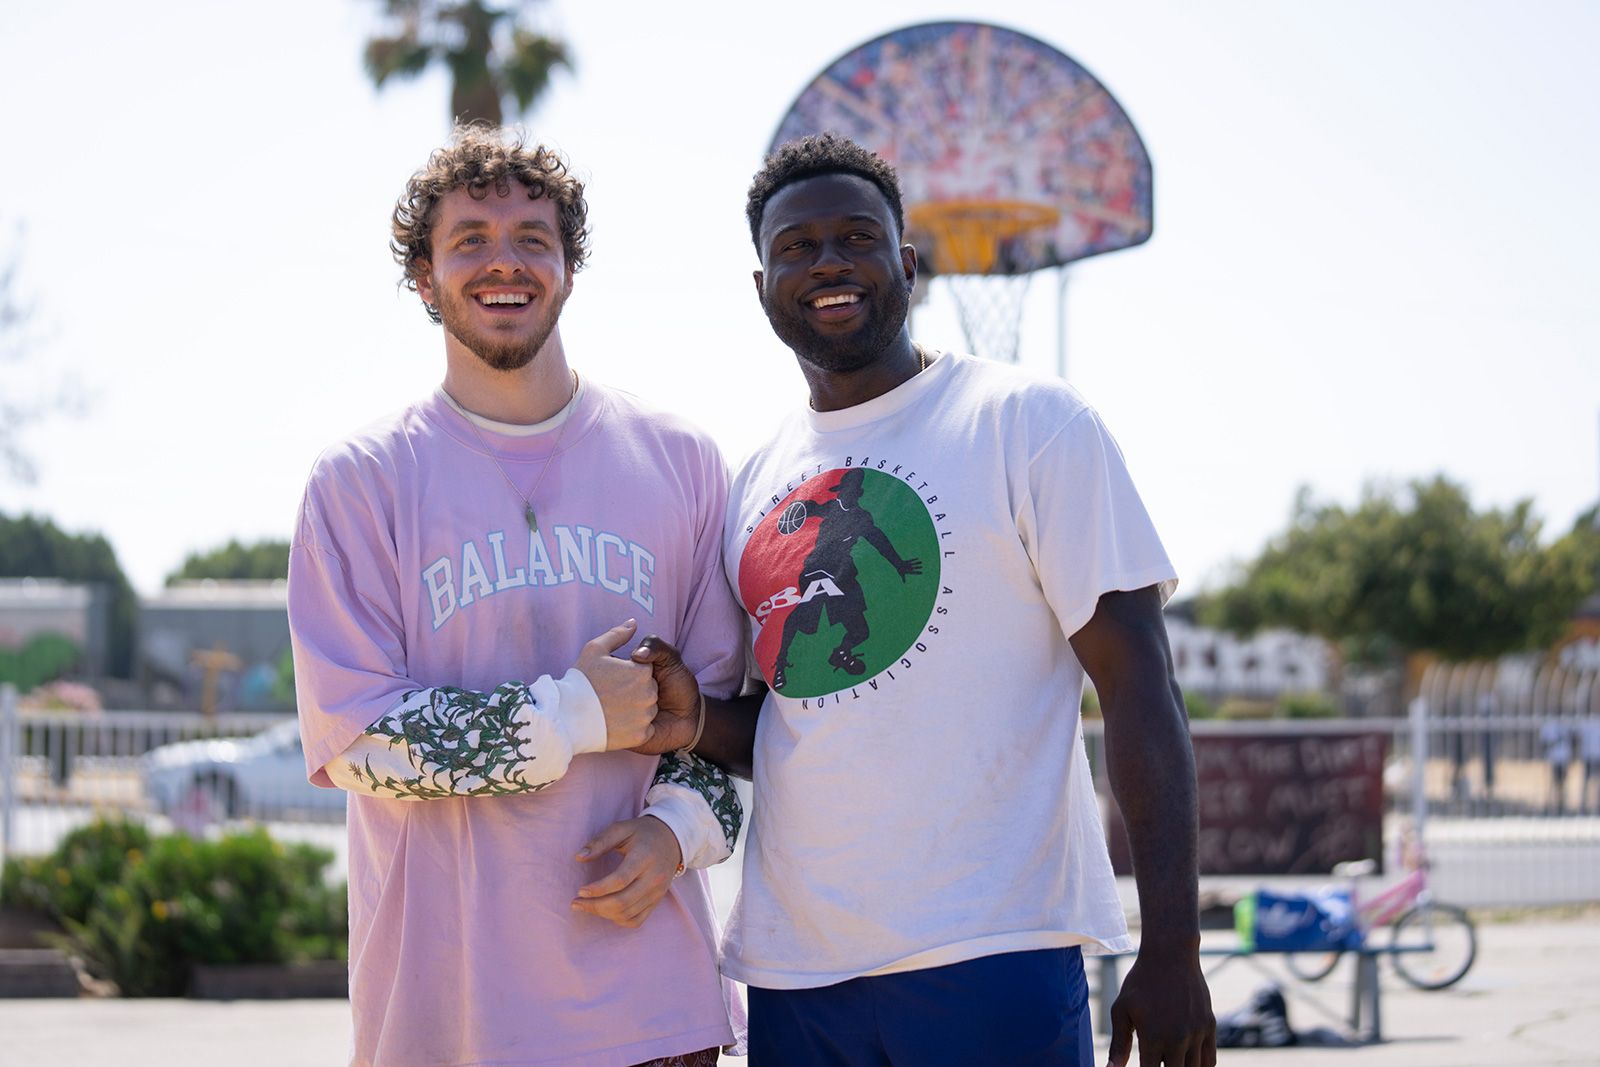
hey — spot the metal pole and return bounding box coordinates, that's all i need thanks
[1409,695,1428,848]
[1055,267,1070,381]
[1096,955,1120,1035]
[1,683,17,870]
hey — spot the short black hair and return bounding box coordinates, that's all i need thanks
[745,133,905,251]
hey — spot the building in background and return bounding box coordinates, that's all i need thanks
[1164,608,1333,704]
[0,577,110,682]
[139,580,291,713]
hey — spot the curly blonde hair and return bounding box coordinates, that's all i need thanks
[392,124,591,323]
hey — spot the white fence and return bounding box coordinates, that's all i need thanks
[0,684,343,864]
[3,683,1596,907]
[1416,660,1600,818]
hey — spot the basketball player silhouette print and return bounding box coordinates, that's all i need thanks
[740,465,937,699]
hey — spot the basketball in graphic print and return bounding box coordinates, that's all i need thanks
[738,467,939,698]
[776,501,808,535]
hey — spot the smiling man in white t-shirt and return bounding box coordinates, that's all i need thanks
[645,134,1216,1067]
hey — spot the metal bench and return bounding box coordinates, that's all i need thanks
[1094,939,1400,1043]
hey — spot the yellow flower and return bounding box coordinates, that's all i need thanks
[150,900,169,921]
[126,849,144,866]
[55,868,71,886]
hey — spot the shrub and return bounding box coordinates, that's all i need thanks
[20,679,103,712]
[1081,685,1101,719]
[1,819,345,996]
[1278,692,1342,719]
[0,632,82,691]
[1183,691,1218,720]
[0,853,54,916]
[1217,698,1275,721]
[2,818,153,925]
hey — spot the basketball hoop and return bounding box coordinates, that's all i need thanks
[769,21,1154,373]
[908,200,1060,364]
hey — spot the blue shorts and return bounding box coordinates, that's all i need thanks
[747,947,1092,1067]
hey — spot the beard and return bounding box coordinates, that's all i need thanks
[434,280,568,372]
[762,279,911,375]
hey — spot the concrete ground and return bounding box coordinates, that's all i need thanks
[0,911,1595,1066]
[1152,911,1600,1066]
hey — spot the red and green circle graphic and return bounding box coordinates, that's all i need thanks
[738,466,940,698]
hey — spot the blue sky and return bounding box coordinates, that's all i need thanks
[2,0,1596,595]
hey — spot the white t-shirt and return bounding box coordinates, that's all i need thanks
[721,350,1176,989]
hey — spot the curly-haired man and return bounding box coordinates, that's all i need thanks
[647,133,1217,1066]
[288,124,744,1067]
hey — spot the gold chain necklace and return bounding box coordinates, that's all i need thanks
[460,371,579,532]
[808,343,929,411]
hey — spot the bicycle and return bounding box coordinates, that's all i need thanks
[1284,842,1477,991]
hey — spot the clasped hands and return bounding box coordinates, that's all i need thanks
[569,620,705,929]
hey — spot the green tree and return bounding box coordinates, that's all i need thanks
[363,0,571,126]
[1571,503,1600,591]
[1200,477,1596,665]
[165,538,289,585]
[272,646,297,706]
[0,513,136,677]
[0,632,83,692]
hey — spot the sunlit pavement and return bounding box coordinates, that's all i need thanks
[1137,913,1600,1067]
[0,913,1593,1066]
[5,782,1597,1065]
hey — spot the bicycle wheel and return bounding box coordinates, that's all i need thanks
[1284,948,1343,982]
[1390,902,1477,990]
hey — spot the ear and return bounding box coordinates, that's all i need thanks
[900,244,918,290]
[752,269,765,302]
[415,261,436,305]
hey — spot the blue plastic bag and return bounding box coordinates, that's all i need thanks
[1239,888,1360,952]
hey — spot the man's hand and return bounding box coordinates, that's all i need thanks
[1107,945,1216,1067]
[571,815,683,928]
[576,620,658,751]
[627,635,702,755]
[894,557,922,581]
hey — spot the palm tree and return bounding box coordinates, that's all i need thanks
[363,0,571,126]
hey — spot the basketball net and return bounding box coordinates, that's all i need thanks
[946,274,1033,365]
[907,200,1059,364]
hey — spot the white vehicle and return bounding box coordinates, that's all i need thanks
[143,719,345,823]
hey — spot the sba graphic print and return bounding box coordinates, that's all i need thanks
[739,467,940,698]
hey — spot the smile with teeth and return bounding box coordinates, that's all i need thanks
[477,292,531,306]
[810,293,860,309]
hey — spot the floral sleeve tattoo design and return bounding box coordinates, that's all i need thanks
[653,750,743,854]
[352,683,556,799]
[343,683,745,852]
